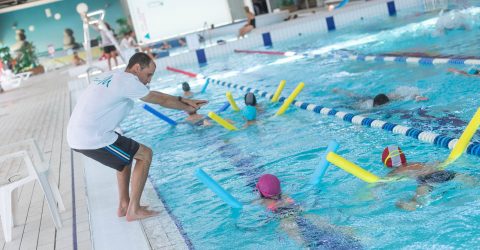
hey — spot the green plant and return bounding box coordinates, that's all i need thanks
[0,46,12,66]
[14,42,38,73]
[116,17,132,36]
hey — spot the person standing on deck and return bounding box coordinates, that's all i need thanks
[67,52,208,221]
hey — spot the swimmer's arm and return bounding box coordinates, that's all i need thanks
[332,88,363,99]
[387,93,428,102]
[414,95,429,102]
[141,92,208,113]
[448,68,470,76]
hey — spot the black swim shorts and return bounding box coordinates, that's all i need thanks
[417,170,456,186]
[73,134,140,171]
[103,45,116,54]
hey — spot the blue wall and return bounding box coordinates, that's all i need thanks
[0,0,126,53]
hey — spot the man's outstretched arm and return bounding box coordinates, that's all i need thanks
[141,91,208,113]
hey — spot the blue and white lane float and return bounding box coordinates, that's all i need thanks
[327,50,480,66]
[195,168,243,209]
[166,66,480,158]
[143,104,178,126]
[233,49,480,66]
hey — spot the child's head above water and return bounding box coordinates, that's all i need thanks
[373,94,390,106]
[381,145,407,168]
[244,92,257,106]
[182,82,191,92]
[243,92,257,121]
[256,174,281,198]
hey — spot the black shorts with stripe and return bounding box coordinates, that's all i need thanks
[73,134,140,171]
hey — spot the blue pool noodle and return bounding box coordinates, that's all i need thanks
[195,168,243,209]
[335,0,349,9]
[217,102,230,113]
[143,104,177,126]
[310,140,339,185]
[201,79,210,93]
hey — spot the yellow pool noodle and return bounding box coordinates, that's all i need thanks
[208,112,238,131]
[271,80,286,103]
[226,92,240,111]
[275,82,305,116]
[439,107,480,169]
[326,152,380,183]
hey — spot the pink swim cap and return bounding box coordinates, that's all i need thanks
[256,174,281,198]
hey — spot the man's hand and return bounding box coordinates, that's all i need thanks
[181,98,208,109]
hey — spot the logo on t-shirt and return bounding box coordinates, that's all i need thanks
[94,75,113,88]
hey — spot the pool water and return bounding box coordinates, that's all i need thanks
[121,4,480,249]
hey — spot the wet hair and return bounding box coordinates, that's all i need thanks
[373,94,390,106]
[244,92,257,106]
[126,52,154,69]
[182,82,191,92]
[65,28,74,36]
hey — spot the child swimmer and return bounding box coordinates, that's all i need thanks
[382,145,475,211]
[242,92,258,128]
[256,174,363,249]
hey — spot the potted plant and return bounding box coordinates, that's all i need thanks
[0,46,13,70]
[14,42,44,75]
[116,18,133,36]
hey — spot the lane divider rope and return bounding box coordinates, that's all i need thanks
[165,66,480,158]
[233,49,480,66]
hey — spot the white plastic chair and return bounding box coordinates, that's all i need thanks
[0,140,64,242]
[0,69,31,91]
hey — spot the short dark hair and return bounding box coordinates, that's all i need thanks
[127,52,153,69]
[182,82,191,91]
[373,94,390,106]
[244,92,257,106]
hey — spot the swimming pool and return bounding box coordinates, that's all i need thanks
[122,4,480,249]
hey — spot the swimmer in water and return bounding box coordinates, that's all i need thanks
[242,93,258,128]
[382,145,474,211]
[184,110,212,126]
[256,174,363,249]
[333,86,428,109]
[182,82,194,97]
[448,68,480,77]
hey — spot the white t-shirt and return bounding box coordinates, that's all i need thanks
[67,71,149,149]
[100,30,114,47]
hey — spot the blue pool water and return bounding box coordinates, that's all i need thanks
[122,4,480,249]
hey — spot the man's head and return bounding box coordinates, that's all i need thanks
[126,52,156,85]
[373,94,390,107]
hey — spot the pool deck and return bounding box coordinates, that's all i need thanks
[0,69,188,249]
[0,71,92,250]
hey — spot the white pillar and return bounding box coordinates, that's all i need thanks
[266,0,272,13]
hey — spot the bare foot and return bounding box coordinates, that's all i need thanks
[118,205,149,217]
[126,207,159,221]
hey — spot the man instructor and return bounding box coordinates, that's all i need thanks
[67,52,207,221]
